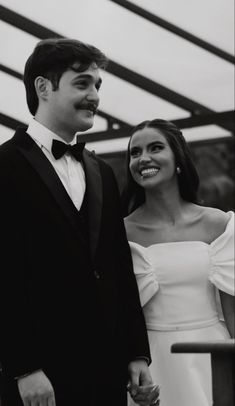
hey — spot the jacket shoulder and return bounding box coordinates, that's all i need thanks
[85,148,115,173]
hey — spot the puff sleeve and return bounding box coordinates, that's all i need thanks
[129,242,159,307]
[209,211,234,296]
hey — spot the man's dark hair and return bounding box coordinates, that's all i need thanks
[122,119,200,216]
[23,37,108,115]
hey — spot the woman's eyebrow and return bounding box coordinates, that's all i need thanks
[130,141,165,149]
[148,141,165,147]
[130,145,140,152]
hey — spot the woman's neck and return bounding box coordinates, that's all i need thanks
[141,188,187,225]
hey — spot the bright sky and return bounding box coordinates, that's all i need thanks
[0,0,234,152]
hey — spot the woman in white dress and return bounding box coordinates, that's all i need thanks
[123,119,234,406]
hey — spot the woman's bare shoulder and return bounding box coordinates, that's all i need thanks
[124,208,144,240]
[198,206,231,233]
[124,207,142,224]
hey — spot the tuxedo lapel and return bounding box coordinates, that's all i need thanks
[13,128,82,236]
[13,128,103,261]
[82,149,102,260]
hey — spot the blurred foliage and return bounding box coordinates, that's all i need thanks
[191,139,235,211]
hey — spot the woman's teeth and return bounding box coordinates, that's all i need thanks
[140,168,159,177]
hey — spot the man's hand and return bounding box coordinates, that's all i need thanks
[128,359,155,405]
[17,370,56,406]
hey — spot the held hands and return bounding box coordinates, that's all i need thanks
[128,360,160,405]
[17,370,56,406]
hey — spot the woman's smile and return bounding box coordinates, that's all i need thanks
[140,167,160,178]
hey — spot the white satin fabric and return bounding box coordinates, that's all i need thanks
[128,211,234,406]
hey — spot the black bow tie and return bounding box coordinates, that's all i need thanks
[51,139,85,161]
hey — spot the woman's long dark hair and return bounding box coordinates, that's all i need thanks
[122,119,200,216]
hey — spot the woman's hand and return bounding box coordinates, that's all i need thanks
[127,382,160,406]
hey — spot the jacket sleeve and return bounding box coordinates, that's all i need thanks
[97,159,151,364]
[0,156,42,379]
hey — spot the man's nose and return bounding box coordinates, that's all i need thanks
[86,87,99,103]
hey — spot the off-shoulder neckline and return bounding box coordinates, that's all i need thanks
[129,211,234,249]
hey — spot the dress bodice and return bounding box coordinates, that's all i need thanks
[129,211,234,331]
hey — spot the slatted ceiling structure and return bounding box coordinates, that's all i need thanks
[0,0,234,155]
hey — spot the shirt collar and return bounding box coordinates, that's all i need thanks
[27,119,76,153]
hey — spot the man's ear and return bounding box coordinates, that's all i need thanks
[34,76,51,101]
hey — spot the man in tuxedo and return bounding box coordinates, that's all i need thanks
[0,38,152,406]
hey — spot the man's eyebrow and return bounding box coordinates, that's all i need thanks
[72,73,102,85]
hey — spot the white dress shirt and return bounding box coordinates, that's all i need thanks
[27,119,86,210]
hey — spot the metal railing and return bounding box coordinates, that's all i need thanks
[171,339,235,406]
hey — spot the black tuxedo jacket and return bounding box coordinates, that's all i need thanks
[0,127,150,401]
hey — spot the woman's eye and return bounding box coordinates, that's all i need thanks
[151,144,163,152]
[130,149,141,157]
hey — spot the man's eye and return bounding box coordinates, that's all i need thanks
[75,81,88,88]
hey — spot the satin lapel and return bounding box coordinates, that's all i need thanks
[14,128,80,234]
[82,149,102,260]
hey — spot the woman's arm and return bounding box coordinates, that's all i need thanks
[219,290,235,338]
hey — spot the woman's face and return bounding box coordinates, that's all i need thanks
[129,127,177,190]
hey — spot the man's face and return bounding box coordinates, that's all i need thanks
[46,62,102,137]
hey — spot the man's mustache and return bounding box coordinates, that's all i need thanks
[74,102,98,113]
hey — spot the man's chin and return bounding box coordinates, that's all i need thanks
[76,120,94,132]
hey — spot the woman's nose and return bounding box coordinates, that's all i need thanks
[139,152,151,162]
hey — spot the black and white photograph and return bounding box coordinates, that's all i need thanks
[0,1,234,405]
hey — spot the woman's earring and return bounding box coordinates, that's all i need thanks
[176,166,181,174]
